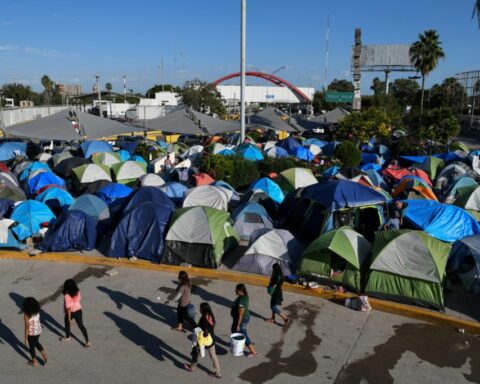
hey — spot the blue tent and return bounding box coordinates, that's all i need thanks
[159,182,188,204]
[361,163,382,172]
[27,172,65,195]
[69,194,109,221]
[130,155,147,164]
[81,140,113,158]
[434,151,467,163]
[157,140,169,149]
[96,183,133,206]
[0,142,27,161]
[304,138,327,148]
[238,144,264,161]
[124,186,175,213]
[117,149,131,162]
[302,179,388,211]
[19,162,51,182]
[212,180,237,193]
[231,202,273,241]
[0,198,14,217]
[276,137,301,155]
[249,177,285,204]
[365,169,388,190]
[403,199,480,242]
[0,221,24,249]
[292,147,314,161]
[361,152,379,165]
[36,187,74,210]
[264,146,289,158]
[399,155,428,166]
[375,144,391,159]
[109,201,173,262]
[322,165,341,179]
[217,148,236,156]
[37,210,97,252]
[120,141,139,155]
[11,200,55,240]
[322,141,339,157]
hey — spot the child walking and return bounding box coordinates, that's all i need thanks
[23,297,48,367]
[62,279,91,347]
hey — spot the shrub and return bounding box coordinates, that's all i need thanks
[134,142,164,162]
[200,154,259,189]
[334,141,362,167]
[258,157,314,176]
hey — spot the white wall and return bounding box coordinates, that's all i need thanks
[217,85,314,104]
[0,106,70,127]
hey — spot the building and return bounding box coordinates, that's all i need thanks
[56,83,82,96]
[19,100,34,107]
[126,92,180,120]
[217,85,314,105]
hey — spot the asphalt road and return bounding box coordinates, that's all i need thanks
[0,260,479,384]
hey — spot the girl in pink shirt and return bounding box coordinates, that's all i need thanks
[62,279,91,347]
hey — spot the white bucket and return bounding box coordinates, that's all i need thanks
[230,333,246,356]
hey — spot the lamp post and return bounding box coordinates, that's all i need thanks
[266,65,288,109]
[240,0,246,143]
[95,75,102,117]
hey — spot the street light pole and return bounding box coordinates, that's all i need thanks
[95,75,102,117]
[267,65,287,110]
[240,0,246,143]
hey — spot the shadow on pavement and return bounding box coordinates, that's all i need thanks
[104,311,210,373]
[0,319,30,361]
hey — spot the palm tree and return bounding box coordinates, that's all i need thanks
[40,75,53,105]
[474,0,480,27]
[409,30,445,116]
[105,82,113,92]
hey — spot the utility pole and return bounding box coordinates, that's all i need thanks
[240,0,246,143]
[161,58,164,92]
[323,15,330,92]
[95,75,102,117]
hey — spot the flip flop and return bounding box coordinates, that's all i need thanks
[264,319,275,324]
[208,372,222,379]
[171,327,186,333]
[184,363,194,372]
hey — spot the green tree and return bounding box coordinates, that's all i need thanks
[409,30,445,116]
[105,82,113,92]
[40,74,53,105]
[428,77,468,112]
[327,79,354,92]
[334,141,362,167]
[1,83,40,106]
[473,0,480,27]
[370,77,385,95]
[312,91,325,113]
[145,84,181,98]
[182,79,226,117]
[390,78,420,108]
[337,107,394,142]
[422,107,460,144]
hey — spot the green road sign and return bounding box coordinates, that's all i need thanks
[325,92,354,103]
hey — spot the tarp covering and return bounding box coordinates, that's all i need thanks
[37,210,97,252]
[109,201,173,263]
[140,108,205,135]
[0,142,27,161]
[249,108,300,132]
[7,110,140,141]
[190,110,240,135]
[403,199,480,242]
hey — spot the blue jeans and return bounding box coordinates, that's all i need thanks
[232,316,251,346]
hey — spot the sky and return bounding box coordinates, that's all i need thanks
[0,0,479,95]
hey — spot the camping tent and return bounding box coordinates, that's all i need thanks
[448,235,480,294]
[10,200,55,240]
[139,173,165,187]
[111,161,147,185]
[72,164,112,185]
[123,186,174,213]
[452,185,480,220]
[0,142,27,161]
[27,172,66,196]
[248,177,285,204]
[109,201,173,263]
[91,152,121,167]
[36,187,74,214]
[95,183,133,207]
[435,162,476,192]
[159,182,188,204]
[391,175,438,201]
[0,220,24,249]
[54,157,89,179]
[277,167,317,193]
[298,227,371,291]
[81,140,113,158]
[37,210,97,252]
[443,176,477,203]
[231,202,273,241]
[365,230,450,310]
[403,199,480,242]
[69,194,110,222]
[238,144,264,161]
[163,206,239,268]
[183,185,231,211]
[232,229,302,276]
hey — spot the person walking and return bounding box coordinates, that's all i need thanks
[184,302,222,378]
[23,297,48,367]
[170,271,196,332]
[265,263,289,327]
[62,279,91,347]
[231,284,257,357]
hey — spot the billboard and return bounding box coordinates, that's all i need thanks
[360,44,414,69]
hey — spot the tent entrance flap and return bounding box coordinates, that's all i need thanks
[355,206,382,242]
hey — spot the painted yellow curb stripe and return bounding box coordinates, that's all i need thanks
[2,250,479,334]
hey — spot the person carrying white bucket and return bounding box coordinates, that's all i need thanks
[230,284,258,357]
[184,303,222,378]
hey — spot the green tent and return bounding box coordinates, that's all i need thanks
[91,151,121,167]
[420,156,445,180]
[299,227,371,291]
[111,161,147,186]
[451,140,470,154]
[365,230,451,310]
[163,206,239,268]
[278,167,318,193]
[72,163,112,185]
[453,185,480,220]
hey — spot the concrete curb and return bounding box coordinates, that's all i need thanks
[3,250,480,335]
